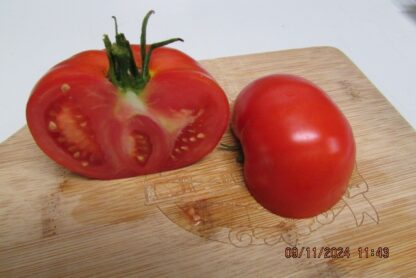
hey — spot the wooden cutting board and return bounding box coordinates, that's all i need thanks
[1,47,415,277]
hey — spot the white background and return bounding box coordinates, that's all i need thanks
[1,0,415,142]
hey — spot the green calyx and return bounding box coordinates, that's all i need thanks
[219,143,244,163]
[103,11,183,94]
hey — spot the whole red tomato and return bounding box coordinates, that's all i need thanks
[26,11,229,179]
[232,74,355,218]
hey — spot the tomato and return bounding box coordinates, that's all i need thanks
[26,11,229,179]
[232,74,355,218]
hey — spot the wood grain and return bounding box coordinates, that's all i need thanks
[1,47,415,277]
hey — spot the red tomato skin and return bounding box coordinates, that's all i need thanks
[233,74,356,218]
[131,46,210,76]
[26,46,229,179]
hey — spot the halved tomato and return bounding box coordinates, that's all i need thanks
[26,11,229,179]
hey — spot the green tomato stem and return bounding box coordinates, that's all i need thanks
[140,10,154,74]
[103,11,183,94]
[142,37,184,83]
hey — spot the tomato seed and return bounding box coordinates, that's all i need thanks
[48,121,58,131]
[73,152,80,158]
[192,214,202,222]
[61,83,71,93]
[79,121,87,127]
[136,155,146,162]
[81,161,89,167]
[196,133,205,139]
[187,207,195,215]
[180,146,189,151]
[189,137,196,142]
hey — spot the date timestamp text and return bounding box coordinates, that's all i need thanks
[285,247,389,259]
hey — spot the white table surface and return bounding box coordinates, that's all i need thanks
[1,0,415,143]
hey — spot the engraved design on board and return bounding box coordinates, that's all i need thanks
[144,163,379,247]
